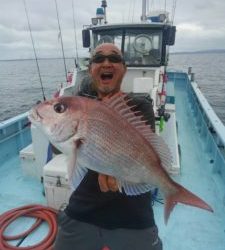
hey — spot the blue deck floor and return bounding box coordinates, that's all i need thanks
[0,79,225,249]
[0,157,47,247]
[0,156,45,215]
[154,81,225,250]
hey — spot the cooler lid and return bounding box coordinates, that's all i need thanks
[44,154,68,179]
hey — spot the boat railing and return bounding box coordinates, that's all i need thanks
[168,70,225,151]
[0,112,30,144]
[186,77,225,204]
[190,81,225,149]
[168,70,225,203]
[0,112,31,163]
[0,112,28,129]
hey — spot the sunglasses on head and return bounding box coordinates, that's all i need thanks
[90,54,125,64]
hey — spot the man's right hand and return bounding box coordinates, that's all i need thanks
[98,174,119,192]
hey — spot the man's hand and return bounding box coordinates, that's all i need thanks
[98,174,119,192]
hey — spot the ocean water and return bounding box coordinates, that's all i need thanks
[0,53,225,124]
[0,58,76,122]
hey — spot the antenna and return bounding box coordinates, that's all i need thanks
[171,0,177,24]
[141,0,147,22]
[101,0,107,24]
[54,0,68,81]
[23,0,46,101]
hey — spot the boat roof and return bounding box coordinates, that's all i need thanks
[86,22,171,31]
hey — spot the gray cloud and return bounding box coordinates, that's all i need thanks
[0,0,225,59]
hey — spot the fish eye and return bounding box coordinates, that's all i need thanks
[53,103,67,113]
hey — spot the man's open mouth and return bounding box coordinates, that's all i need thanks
[101,72,113,80]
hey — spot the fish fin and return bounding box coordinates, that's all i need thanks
[71,163,88,190]
[67,139,86,188]
[67,152,77,183]
[164,182,213,224]
[119,180,155,196]
[103,93,173,172]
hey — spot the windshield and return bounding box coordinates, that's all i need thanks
[124,30,162,66]
[93,29,123,51]
[92,28,162,67]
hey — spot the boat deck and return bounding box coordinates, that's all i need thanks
[1,75,225,249]
[0,157,45,214]
[154,77,225,250]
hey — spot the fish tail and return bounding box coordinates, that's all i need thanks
[164,182,213,224]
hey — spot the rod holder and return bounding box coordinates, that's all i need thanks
[188,67,192,75]
[191,73,195,82]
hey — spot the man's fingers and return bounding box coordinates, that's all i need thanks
[98,174,109,192]
[98,174,119,192]
[107,176,118,192]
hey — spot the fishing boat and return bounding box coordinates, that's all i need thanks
[1,0,225,249]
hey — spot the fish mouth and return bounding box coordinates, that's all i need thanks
[28,108,43,123]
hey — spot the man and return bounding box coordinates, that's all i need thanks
[54,43,162,250]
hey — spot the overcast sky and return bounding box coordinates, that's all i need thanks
[0,0,225,60]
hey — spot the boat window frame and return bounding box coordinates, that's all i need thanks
[91,26,165,67]
[92,28,124,52]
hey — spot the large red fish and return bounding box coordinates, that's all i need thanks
[28,94,213,223]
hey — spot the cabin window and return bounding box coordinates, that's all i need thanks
[92,30,123,51]
[92,28,162,67]
[124,30,162,66]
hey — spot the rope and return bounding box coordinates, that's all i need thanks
[0,205,58,250]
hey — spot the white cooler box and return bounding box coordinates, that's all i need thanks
[20,144,37,178]
[43,154,72,210]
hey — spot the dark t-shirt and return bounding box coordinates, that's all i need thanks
[65,88,156,229]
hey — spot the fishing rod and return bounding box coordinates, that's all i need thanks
[23,0,46,101]
[72,0,79,68]
[54,0,68,81]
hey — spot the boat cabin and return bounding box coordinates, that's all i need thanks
[82,23,176,67]
[81,23,175,92]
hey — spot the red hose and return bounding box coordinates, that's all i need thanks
[0,204,58,250]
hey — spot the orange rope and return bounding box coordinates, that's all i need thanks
[0,204,58,250]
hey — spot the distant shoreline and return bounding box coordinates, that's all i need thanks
[1,49,225,61]
[170,49,225,55]
[0,57,76,62]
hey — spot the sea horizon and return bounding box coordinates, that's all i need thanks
[0,51,225,125]
[1,49,225,62]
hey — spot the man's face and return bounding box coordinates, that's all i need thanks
[89,43,127,98]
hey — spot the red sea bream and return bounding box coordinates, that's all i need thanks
[28,94,213,223]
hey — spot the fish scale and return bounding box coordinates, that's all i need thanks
[88,116,149,159]
[80,109,170,187]
[80,122,149,182]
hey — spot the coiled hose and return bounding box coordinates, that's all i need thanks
[0,204,58,250]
